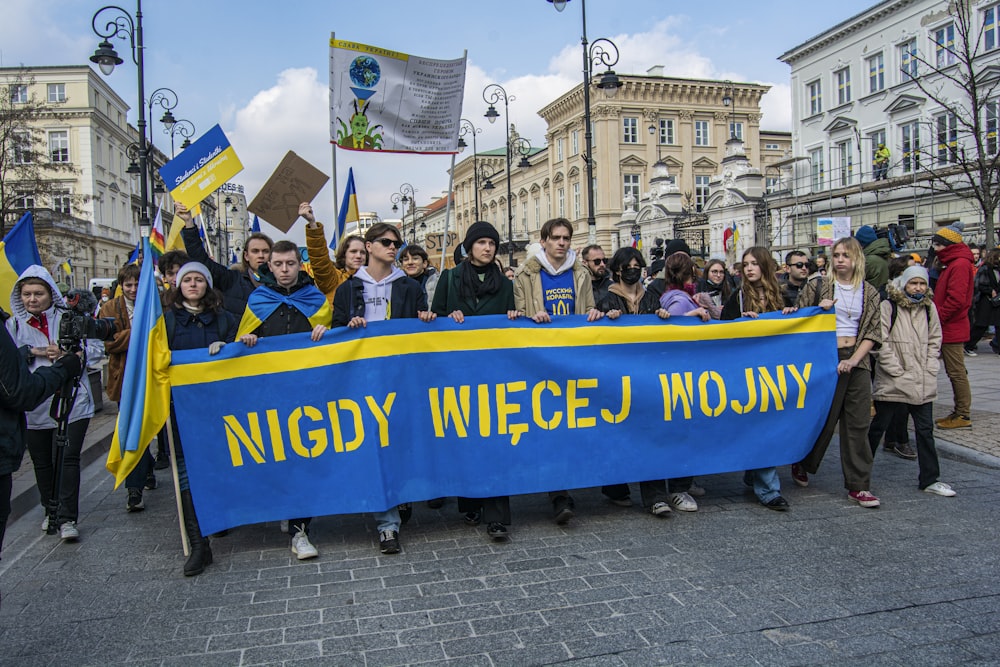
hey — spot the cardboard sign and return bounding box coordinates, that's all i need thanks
[158,125,244,209]
[247,152,330,232]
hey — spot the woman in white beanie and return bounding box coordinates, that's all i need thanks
[868,265,955,497]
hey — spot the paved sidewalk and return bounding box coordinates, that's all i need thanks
[0,355,998,666]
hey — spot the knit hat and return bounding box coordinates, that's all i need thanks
[893,264,929,291]
[932,224,963,247]
[463,220,500,253]
[664,238,691,257]
[648,259,665,278]
[854,225,877,247]
[175,261,213,289]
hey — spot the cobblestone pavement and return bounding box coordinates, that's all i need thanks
[0,356,998,666]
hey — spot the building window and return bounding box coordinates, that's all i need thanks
[899,39,918,81]
[572,183,581,219]
[9,84,27,104]
[622,117,638,143]
[623,174,640,211]
[764,143,780,150]
[867,53,885,93]
[765,176,780,192]
[556,138,563,161]
[521,201,528,232]
[901,121,920,173]
[12,130,32,164]
[571,130,579,155]
[807,80,822,115]
[987,99,999,154]
[47,83,66,103]
[659,119,674,145]
[52,190,72,214]
[694,120,710,146]
[729,122,744,140]
[809,147,825,190]
[557,187,565,217]
[933,23,956,68]
[936,112,958,165]
[533,197,540,229]
[15,192,35,209]
[986,5,999,51]
[695,175,710,212]
[837,140,854,186]
[835,68,852,105]
[48,130,69,163]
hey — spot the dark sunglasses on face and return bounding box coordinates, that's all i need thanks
[374,238,402,249]
[589,258,608,265]
[789,262,808,269]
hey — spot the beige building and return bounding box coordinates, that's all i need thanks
[450,69,791,266]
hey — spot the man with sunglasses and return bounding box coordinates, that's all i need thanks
[780,250,812,307]
[332,222,435,555]
[581,244,613,305]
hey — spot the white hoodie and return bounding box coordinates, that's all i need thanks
[6,265,104,428]
[535,247,578,277]
[354,265,407,322]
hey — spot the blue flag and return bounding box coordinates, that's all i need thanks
[251,215,261,233]
[0,212,43,313]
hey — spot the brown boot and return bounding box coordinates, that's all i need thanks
[936,415,971,429]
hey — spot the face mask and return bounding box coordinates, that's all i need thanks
[907,292,925,302]
[620,267,642,285]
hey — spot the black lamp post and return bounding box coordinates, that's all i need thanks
[167,118,195,157]
[91,1,152,236]
[722,80,736,139]
[458,118,483,217]
[546,0,623,245]
[483,83,526,267]
[395,183,416,244]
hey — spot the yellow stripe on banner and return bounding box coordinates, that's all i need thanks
[171,314,835,388]
[331,39,408,61]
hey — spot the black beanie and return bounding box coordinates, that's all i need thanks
[463,220,501,253]
[664,238,691,257]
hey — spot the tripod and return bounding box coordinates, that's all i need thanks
[44,352,83,535]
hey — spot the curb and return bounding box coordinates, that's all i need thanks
[937,438,1000,470]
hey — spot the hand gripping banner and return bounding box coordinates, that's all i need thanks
[169,309,838,535]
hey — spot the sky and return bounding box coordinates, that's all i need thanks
[1,0,877,244]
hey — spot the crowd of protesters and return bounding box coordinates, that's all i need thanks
[5,205,988,580]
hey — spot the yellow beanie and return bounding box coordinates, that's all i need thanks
[932,226,963,246]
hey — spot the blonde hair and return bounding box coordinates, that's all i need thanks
[831,237,866,289]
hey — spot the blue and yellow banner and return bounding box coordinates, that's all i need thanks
[158,124,243,209]
[170,310,838,535]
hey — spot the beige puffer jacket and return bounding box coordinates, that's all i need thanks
[872,284,941,405]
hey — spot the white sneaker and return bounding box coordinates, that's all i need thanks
[668,492,698,512]
[650,502,672,516]
[59,521,80,541]
[291,529,318,560]
[923,482,957,497]
[41,516,49,531]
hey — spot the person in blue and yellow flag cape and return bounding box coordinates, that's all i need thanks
[431,220,518,541]
[238,238,331,561]
[332,221,435,556]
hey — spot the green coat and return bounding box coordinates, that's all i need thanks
[431,266,515,317]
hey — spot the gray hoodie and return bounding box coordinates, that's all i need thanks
[354,265,407,322]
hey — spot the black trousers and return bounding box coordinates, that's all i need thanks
[868,401,940,489]
[25,419,90,524]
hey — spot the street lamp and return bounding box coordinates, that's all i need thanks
[91,1,151,236]
[166,119,195,158]
[458,118,483,217]
[483,83,532,267]
[479,164,497,193]
[546,0,622,245]
[722,80,736,139]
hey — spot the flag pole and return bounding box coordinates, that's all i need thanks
[441,152,457,274]
[330,31,340,249]
[164,415,190,556]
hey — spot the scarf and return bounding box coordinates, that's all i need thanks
[458,260,504,301]
[607,282,645,315]
[237,284,331,338]
[27,312,49,339]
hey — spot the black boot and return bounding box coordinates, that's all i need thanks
[180,490,212,576]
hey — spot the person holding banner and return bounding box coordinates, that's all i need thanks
[332,223,435,554]
[720,248,795,511]
[793,237,882,508]
[301,203,363,304]
[513,217,603,525]
[178,202,273,319]
[163,262,238,575]
[238,240,332,559]
[595,247,674,517]
[399,245,440,306]
[431,221,518,540]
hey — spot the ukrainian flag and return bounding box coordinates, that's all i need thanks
[60,258,72,277]
[333,167,359,250]
[0,212,43,313]
[106,237,171,488]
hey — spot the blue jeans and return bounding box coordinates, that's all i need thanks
[375,507,401,533]
[743,467,781,503]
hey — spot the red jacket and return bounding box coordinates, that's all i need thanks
[932,242,975,344]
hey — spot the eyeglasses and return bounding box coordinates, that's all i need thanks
[374,238,403,249]
[588,257,608,265]
[789,262,808,269]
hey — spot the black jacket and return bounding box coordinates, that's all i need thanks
[332,275,427,326]
[165,306,238,351]
[591,273,613,306]
[0,312,78,476]
[597,289,661,315]
[182,226,260,319]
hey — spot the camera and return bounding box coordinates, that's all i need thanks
[57,289,117,353]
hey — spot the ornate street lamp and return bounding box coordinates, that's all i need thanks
[545,0,622,245]
[483,83,530,267]
[722,80,736,139]
[458,118,483,216]
[91,1,152,235]
[392,183,416,243]
[167,118,195,157]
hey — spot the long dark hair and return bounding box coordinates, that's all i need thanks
[739,247,784,313]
